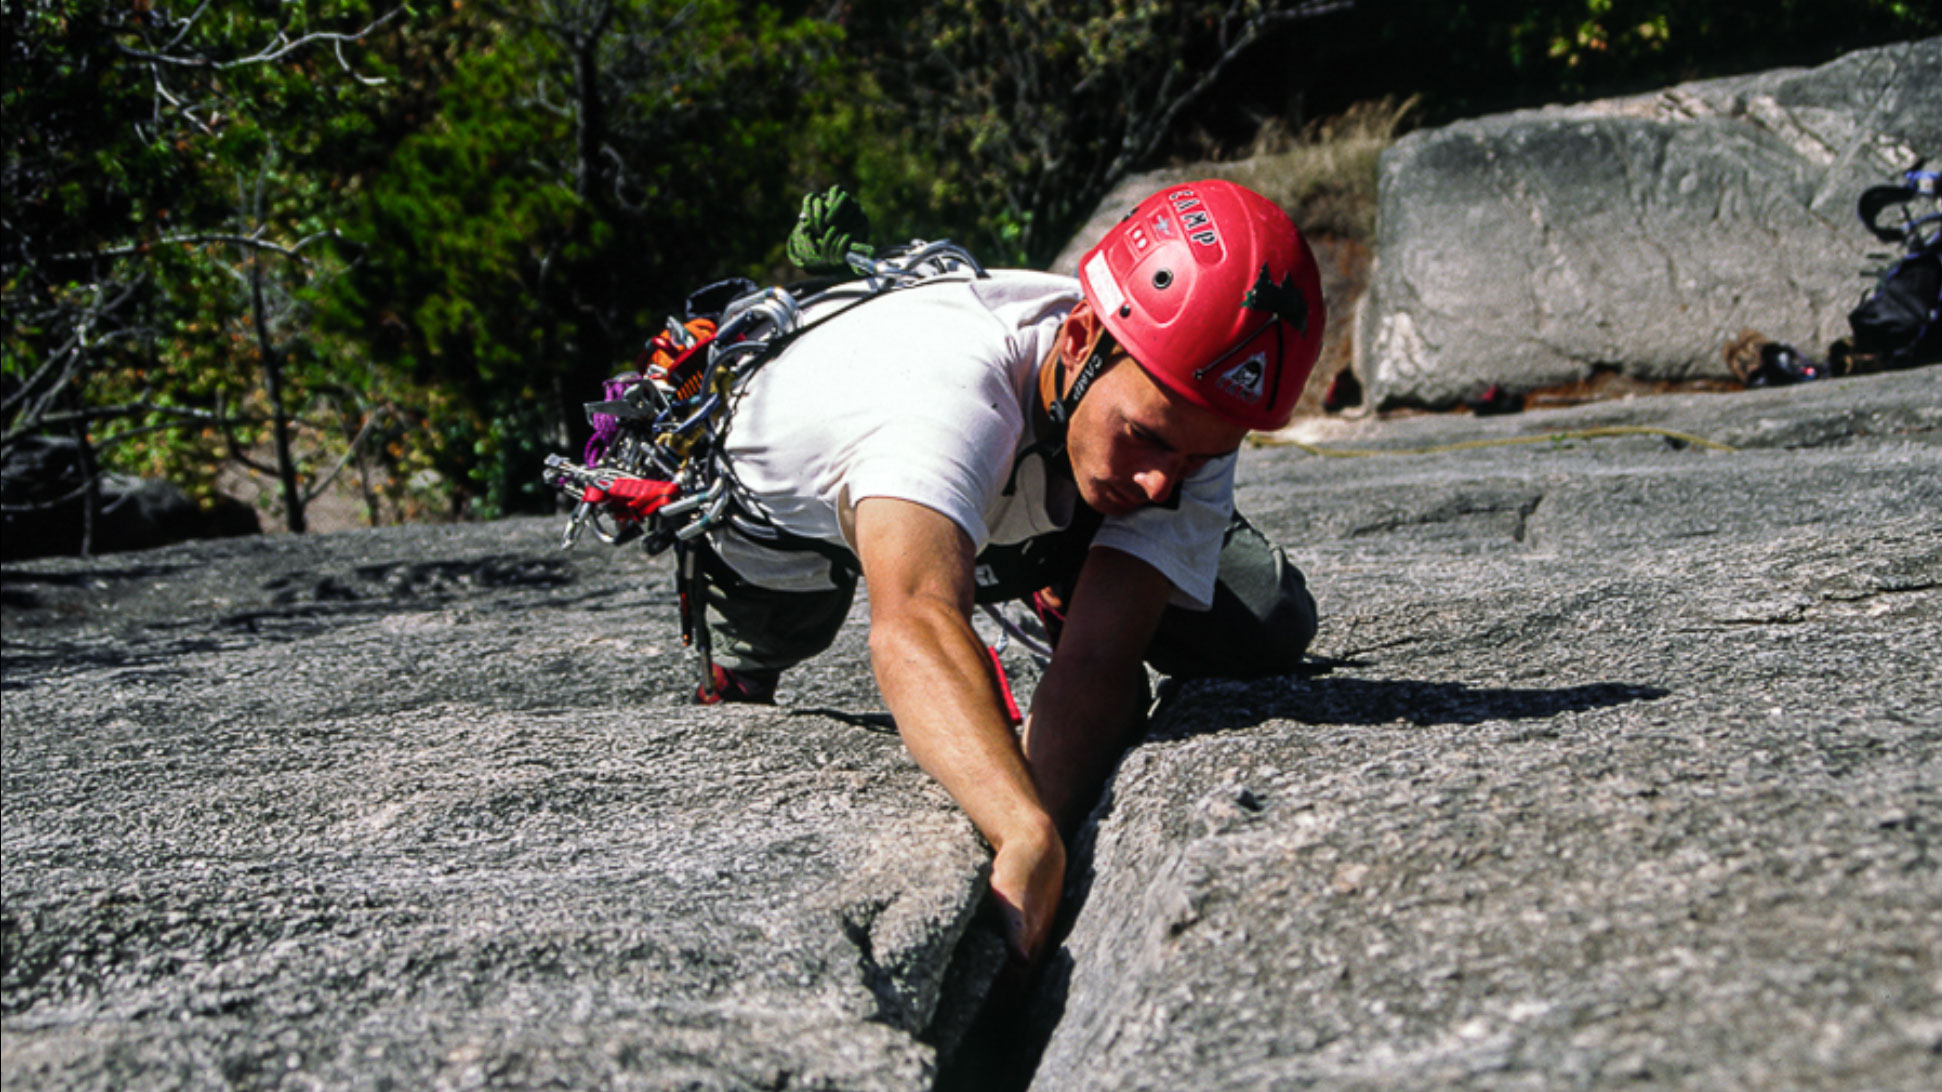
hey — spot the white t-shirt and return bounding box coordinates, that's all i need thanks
[710,270,1235,609]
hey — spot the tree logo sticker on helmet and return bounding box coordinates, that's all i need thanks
[1243,264,1309,333]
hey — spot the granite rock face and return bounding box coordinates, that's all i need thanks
[5,369,1940,1091]
[1357,38,1942,409]
[1,522,1000,1091]
[1028,366,1942,1091]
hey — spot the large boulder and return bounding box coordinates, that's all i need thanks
[1,435,259,560]
[1357,38,1942,409]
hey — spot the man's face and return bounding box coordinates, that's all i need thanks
[1062,353,1249,517]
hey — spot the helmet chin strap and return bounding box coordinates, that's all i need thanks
[1005,327,1119,496]
[1047,328,1119,430]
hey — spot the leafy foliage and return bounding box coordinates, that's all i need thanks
[3,0,405,532]
[6,0,1934,537]
[829,0,1349,266]
[330,0,850,516]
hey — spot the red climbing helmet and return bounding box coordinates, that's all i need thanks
[1076,179,1324,431]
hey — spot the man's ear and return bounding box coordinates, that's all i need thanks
[1057,298,1108,384]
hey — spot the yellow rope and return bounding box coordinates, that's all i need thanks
[1253,424,1738,458]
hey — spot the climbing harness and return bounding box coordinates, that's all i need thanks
[543,240,988,700]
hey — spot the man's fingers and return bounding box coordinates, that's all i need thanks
[990,883,1040,963]
[993,888,1043,961]
[999,902,1032,963]
[989,834,1065,964]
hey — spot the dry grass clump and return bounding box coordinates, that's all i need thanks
[1224,95,1419,242]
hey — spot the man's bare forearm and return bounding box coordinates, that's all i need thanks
[851,496,1066,961]
[1024,643,1151,831]
[869,599,1059,854]
[869,598,1065,961]
[1022,546,1174,832]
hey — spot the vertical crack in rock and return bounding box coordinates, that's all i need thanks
[840,901,910,1030]
[933,771,1132,1090]
[922,906,1010,1072]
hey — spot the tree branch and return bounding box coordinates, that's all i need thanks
[302,407,390,505]
[117,7,403,78]
[53,230,335,266]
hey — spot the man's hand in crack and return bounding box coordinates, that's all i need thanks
[852,504,1173,965]
[990,818,1066,963]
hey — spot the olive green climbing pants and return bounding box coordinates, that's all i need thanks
[699,509,1316,688]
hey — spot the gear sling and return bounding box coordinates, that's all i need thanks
[543,242,990,701]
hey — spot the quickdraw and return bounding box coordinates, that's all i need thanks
[544,241,989,699]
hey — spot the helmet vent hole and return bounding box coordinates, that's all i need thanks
[1152,269,1174,290]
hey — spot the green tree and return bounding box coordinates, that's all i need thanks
[334,0,849,516]
[829,0,1353,267]
[3,0,405,537]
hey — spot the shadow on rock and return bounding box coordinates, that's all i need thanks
[0,633,241,690]
[788,708,898,734]
[1152,673,1670,737]
[1,560,197,597]
[955,673,1673,1089]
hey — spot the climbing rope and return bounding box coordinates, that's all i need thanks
[1253,424,1737,457]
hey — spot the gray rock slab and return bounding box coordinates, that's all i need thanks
[2,520,998,1091]
[1030,369,1942,1090]
[6,368,1940,1091]
[1357,38,1942,409]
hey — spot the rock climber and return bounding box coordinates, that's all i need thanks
[696,179,1326,963]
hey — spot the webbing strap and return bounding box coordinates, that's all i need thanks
[721,507,864,580]
[1003,329,1113,496]
[1047,330,1118,429]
